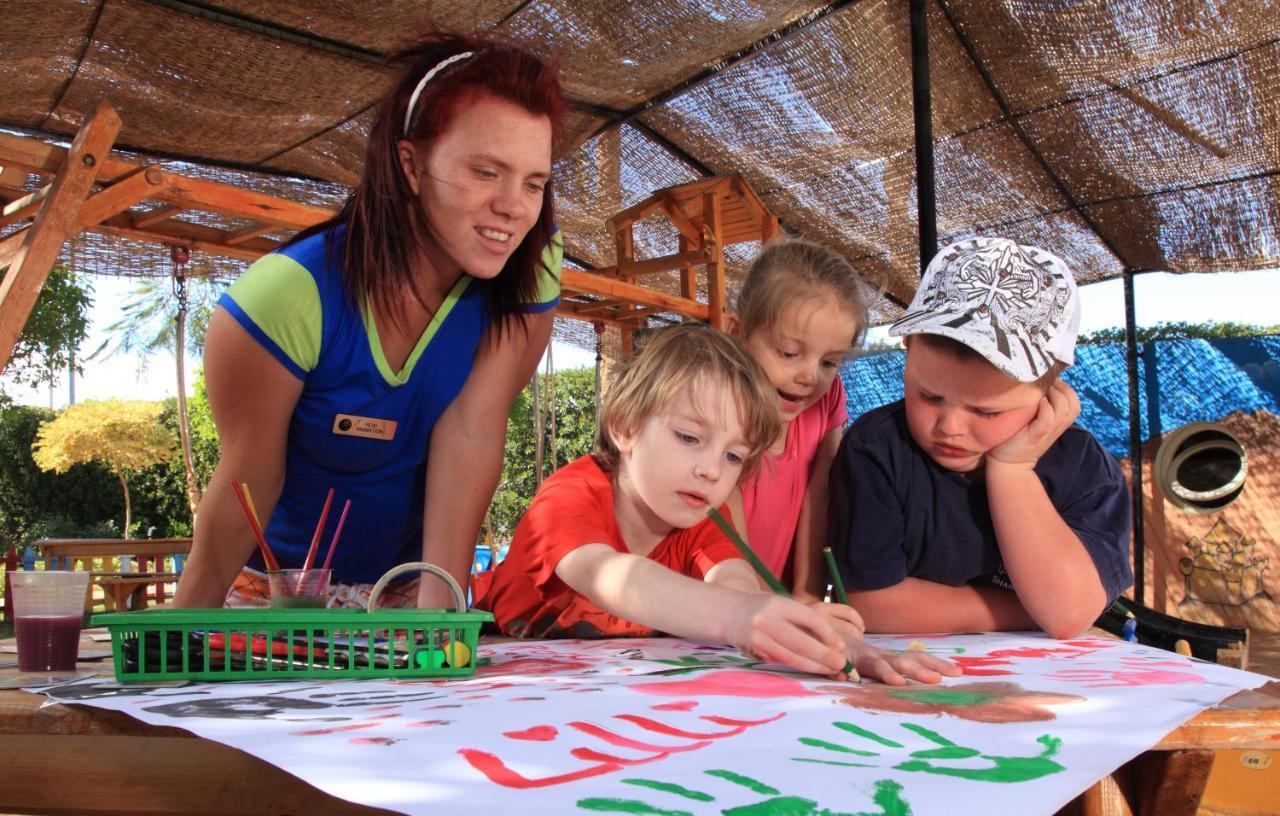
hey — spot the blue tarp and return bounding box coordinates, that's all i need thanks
[840,337,1280,460]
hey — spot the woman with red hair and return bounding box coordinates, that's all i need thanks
[177,34,566,610]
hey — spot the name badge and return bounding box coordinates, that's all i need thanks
[332,413,397,441]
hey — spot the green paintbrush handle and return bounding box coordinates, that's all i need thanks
[822,546,849,605]
[707,507,789,597]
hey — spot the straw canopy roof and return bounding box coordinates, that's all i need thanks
[2,0,1278,350]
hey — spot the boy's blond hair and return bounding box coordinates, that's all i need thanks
[595,323,781,478]
[907,333,1067,392]
[734,237,871,347]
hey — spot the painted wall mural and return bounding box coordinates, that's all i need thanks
[1124,410,1280,631]
[30,633,1269,815]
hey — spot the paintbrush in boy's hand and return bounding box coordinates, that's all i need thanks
[707,507,857,680]
[822,546,848,605]
[707,506,790,595]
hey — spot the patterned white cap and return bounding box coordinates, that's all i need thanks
[889,237,1080,382]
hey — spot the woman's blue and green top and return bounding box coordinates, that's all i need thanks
[218,225,562,583]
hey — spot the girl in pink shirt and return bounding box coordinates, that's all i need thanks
[728,239,870,601]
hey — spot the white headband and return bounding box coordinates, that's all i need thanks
[402,51,475,136]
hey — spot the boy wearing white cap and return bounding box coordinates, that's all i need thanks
[829,237,1132,638]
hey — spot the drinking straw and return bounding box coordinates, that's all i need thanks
[822,546,848,605]
[321,498,351,571]
[706,507,789,596]
[230,480,280,571]
[302,487,335,571]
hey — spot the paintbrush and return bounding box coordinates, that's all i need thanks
[706,507,856,679]
[302,487,335,572]
[230,480,280,571]
[321,498,351,571]
[822,546,848,605]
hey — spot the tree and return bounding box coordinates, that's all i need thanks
[0,404,120,555]
[488,367,598,540]
[1077,320,1280,345]
[0,266,93,395]
[31,399,177,539]
[89,253,224,515]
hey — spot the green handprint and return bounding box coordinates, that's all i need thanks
[794,720,1065,784]
[578,772,912,815]
[894,725,1064,783]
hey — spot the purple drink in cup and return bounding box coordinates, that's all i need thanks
[16,614,83,671]
[10,571,90,672]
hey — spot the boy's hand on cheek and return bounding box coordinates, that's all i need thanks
[986,380,1080,470]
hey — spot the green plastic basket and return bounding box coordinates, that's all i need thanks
[92,562,493,683]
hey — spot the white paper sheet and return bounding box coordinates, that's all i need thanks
[32,632,1272,815]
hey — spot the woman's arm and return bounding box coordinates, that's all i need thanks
[790,426,843,600]
[174,309,303,608]
[418,311,553,608]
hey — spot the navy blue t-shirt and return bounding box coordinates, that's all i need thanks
[829,400,1133,603]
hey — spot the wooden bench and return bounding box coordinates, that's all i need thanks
[34,537,192,611]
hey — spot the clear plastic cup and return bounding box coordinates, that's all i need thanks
[268,568,332,608]
[10,570,90,672]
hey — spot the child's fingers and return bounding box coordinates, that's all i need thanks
[1047,379,1080,426]
[753,629,845,675]
[921,654,962,676]
[894,658,942,684]
[856,654,906,686]
[1027,395,1055,438]
[760,613,846,674]
[819,602,866,635]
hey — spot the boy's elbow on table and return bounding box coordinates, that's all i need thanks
[1032,602,1103,640]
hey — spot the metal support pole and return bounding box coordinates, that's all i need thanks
[909,0,937,270]
[1123,268,1145,605]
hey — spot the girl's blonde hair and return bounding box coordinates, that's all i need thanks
[595,323,781,478]
[734,238,871,347]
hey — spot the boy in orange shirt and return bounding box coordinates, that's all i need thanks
[476,324,957,683]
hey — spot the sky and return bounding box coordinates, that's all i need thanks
[3,267,1277,409]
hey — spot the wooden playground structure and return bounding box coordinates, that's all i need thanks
[0,100,782,368]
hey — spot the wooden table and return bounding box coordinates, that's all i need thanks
[35,537,192,611]
[92,572,183,611]
[0,633,1277,816]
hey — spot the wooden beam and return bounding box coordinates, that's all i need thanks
[132,204,185,229]
[761,212,780,243]
[0,132,334,229]
[604,195,667,233]
[561,268,708,321]
[595,247,710,279]
[0,131,136,185]
[0,166,27,190]
[566,298,624,316]
[0,229,26,271]
[703,189,727,330]
[679,235,699,300]
[658,194,700,243]
[96,215,280,263]
[224,224,275,246]
[157,175,332,229]
[0,184,50,227]
[556,303,647,331]
[77,167,168,231]
[0,101,121,371]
